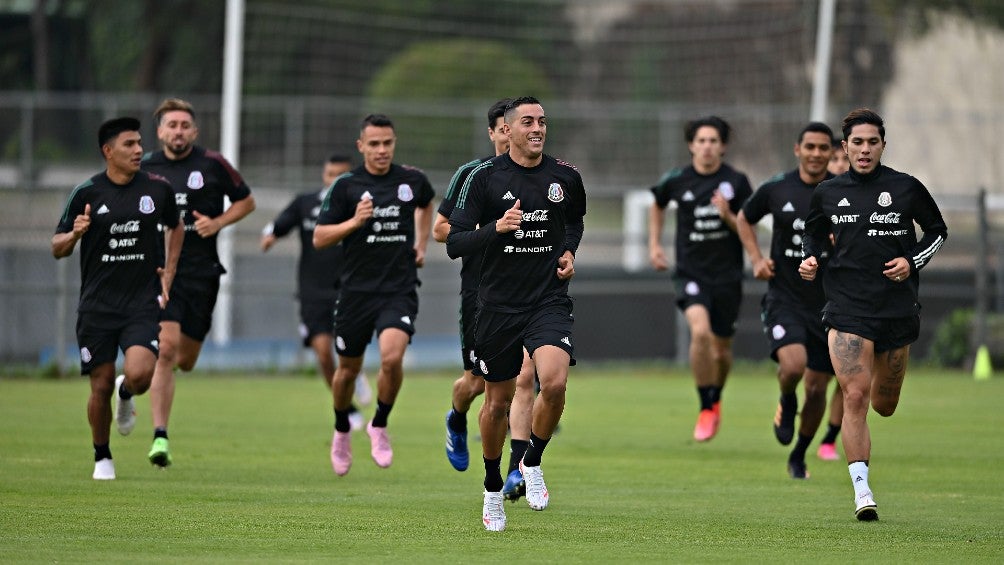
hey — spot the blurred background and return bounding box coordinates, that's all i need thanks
[1,0,1001,373]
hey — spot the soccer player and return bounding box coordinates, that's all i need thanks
[314,114,434,476]
[447,96,586,532]
[141,98,257,467]
[52,117,184,480]
[434,99,535,500]
[799,108,947,521]
[648,116,753,442]
[260,154,372,429]
[817,134,851,462]
[736,122,836,479]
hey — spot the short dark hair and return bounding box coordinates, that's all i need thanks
[685,115,731,144]
[98,117,141,149]
[327,154,352,165]
[154,98,195,125]
[842,108,885,140]
[504,96,541,123]
[488,98,512,128]
[797,121,834,144]
[360,113,394,132]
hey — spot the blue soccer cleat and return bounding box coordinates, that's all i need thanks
[502,468,525,502]
[445,410,469,471]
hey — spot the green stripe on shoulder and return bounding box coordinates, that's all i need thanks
[455,160,494,210]
[656,167,684,186]
[445,158,484,200]
[59,178,94,224]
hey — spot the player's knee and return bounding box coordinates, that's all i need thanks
[842,387,869,411]
[537,375,567,403]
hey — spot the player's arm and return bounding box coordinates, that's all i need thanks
[414,203,433,267]
[648,203,669,271]
[557,216,584,281]
[712,190,740,232]
[736,210,773,280]
[800,190,829,280]
[193,194,257,238]
[314,196,373,249]
[52,202,91,259]
[432,212,451,243]
[261,198,299,252]
[159,216,185,304]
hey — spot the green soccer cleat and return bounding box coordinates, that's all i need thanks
[148,437,173,468]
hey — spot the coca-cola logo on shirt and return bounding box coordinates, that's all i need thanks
[869,212,901,224]
[110,220,141,234]
[521,210,549,222]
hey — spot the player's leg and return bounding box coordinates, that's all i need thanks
[88,362,118,480]
[773,343,806,445]
[818,382,843,461]
[787,368,829,479]
[363,327,408,468]
[481,378,515,531]
[446,290,483,471]
[871,345,910,417]
[503,351,534,500]
[684,304,719,441]
[310,333,336,387]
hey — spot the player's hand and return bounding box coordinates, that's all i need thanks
[156,267,174,309]
[883,257,910,283]
[711,190,730,217]
[752,257,775,281]
[73,204,92,238]
[353,195,374,228]
[798,256,818,281]
[649,244,669,271]
[414,246,426,268]
[192,210,222,238]
[260,234,277,252]
[557,251,575,280]
[496,199,522,234]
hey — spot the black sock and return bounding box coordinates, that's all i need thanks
[94,443,111,461]
[334,408,352,433]
[508,439,529,474]
[483,456,504,492]
[821,423,841,444]
[371,400,393,428]
[118,380,133,400]
[153,427,168,440]
[780,391,798,413]
[698,386,719,410]
[522,432,550,467]
[789,433,813,462]
[448,405,467,432]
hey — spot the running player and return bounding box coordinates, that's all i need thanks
[314,114,434,476]
[141,98,257,467]
[648,116,753,442]
[736,122,836,479]
[448,96,586,531]
[260,154,372,429]
[53,117,183,479]
[799,108,947,520]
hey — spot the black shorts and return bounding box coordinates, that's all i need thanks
[334,289,418,357]
[761,297,833,374]
[299,295,337,347]
[76,308,160,375]
[458,289,478,371]
[823,311,921,354]
[473,296,575,383]
[674,278,742,338]
[161,274,220,342]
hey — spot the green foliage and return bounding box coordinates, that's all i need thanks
[876,0,1004,33]
[928,309,974,367]
[2,369,1002,562]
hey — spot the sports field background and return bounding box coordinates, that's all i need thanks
[2,365,1001,563]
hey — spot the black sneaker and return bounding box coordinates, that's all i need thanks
[772,395,797,445]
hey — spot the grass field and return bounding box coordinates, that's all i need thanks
[1,364,1002,563]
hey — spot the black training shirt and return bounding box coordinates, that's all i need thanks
[55,171,180,314]
[803,164,947,318]
[439,156,492,293]
[266,189,342,300]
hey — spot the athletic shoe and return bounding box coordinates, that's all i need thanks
[366,421,393,468]
[348,410,364,432]
[354,372,373,406]
[445,410,469,471]
[817,442,839,461]
[93,458,115,480]
[693,409,718,442]
[330,430,352,476]
[502,469,525,502]
[855,492,879,521]
[148,437,172,467]
[519,460,549,511]
[772,395,797,446]
[787,459,810,479]
[113,374,136,436]
[482,491,506,532]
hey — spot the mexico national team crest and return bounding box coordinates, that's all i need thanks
[878,191,892,207]
[398,183,414,202]
[718,181,735,200]
[139,195,155,214]
[547,183,564,203]
[187,171,204,189]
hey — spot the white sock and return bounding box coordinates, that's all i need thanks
[848,461,871,498]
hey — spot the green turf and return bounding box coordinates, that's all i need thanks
[1,365,1002,563]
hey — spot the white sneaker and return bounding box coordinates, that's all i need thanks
[354,372,373,406]
[855,491,879,521]
[482,491,506,532]
[93,458,116,480]
[114,374,136,436]
[520,460,550,511]
[348,410,364,432]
